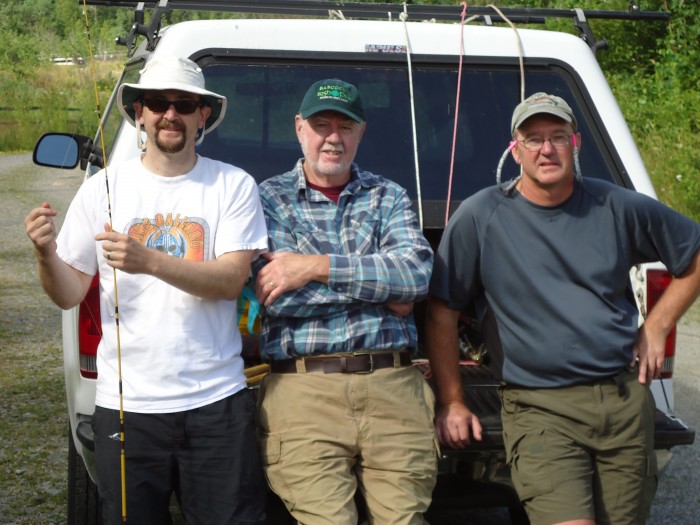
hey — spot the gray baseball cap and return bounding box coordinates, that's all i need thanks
[511,92,576,134]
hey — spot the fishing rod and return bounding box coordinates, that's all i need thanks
[81,1,128,522]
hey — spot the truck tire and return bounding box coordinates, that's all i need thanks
[67,425,102,525]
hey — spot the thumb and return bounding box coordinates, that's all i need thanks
[40,202,57,216]
[103,223,112,233]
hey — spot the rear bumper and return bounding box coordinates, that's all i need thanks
[76,416,95,452]
[654,410,695,449]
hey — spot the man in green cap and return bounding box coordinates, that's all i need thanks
[426,92,700,525]
[254,78,437,524]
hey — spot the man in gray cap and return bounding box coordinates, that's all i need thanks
[25,55,268,524]
[254,78,436,524]
[425,91,700,525]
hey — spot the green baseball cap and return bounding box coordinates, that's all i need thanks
[299,78,365,122]
[511,92,577,134]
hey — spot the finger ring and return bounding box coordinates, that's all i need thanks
[106,251,111,261]
[269,280,275,287]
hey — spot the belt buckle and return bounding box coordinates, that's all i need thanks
[352,351,374,374]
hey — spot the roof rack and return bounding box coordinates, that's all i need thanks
[84,0,669,55]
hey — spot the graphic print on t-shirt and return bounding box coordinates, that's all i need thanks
[124,213,210,261]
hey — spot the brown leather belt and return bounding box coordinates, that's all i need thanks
[269,350,412,374]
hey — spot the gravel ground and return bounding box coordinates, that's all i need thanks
[0,152,698,523]
[0,153,82,524]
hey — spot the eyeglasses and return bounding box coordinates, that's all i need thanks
[140,98,204,115]
[518,134,572,152]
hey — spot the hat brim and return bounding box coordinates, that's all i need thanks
[512,107,575,134]
[117,81,227,134]
[300,104,364,123]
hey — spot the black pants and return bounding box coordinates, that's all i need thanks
[94,389,266,525]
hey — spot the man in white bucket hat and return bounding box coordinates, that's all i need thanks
[117,55,228,148]
[25,55,268,524]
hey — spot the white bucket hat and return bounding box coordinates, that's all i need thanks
[117,55,227,145]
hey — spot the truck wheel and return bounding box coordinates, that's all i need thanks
[67,425,102,525]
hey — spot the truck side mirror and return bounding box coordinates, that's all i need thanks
[33,133,93,169]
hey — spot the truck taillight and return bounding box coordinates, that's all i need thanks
[646,269,676,379]
[78,275,101,379]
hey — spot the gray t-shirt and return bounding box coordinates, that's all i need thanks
[431,178,700,387]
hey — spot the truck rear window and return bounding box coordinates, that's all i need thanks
[112,57,621,228]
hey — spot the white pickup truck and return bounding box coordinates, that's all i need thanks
[34,1,694,523]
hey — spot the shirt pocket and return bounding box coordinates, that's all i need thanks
[289,219,333,254]
[343,209,381,254]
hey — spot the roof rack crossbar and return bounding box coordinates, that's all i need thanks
[82,0,670,21]
[82,0,669,54]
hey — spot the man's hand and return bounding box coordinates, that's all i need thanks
[25,202,93,309]
[97,224,253,301]
[633,323,666,385]
[255,251,329,306]
[25,202,58,256]
[95,224,156,275]
[425,297,481,448]
[386,302,414,317]
[435,402,483,449]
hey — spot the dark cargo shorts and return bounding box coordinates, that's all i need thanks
[499,367,657,525]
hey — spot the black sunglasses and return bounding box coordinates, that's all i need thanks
[140,98,205,115]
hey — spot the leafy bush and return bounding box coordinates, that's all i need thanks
[608,70,700,221]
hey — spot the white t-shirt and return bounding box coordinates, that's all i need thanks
[57,155,268,413]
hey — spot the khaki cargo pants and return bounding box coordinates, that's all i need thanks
[258,365,439,525]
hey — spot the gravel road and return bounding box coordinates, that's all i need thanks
[1,153,83,525]
[0,152,698,523]
[648,320,700,522]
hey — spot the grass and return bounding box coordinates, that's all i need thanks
[0,357,66,521]
[0,61,117,153]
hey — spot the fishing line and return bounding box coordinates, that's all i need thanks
[81,2,127,522]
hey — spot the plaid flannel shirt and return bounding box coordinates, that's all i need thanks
[257,160,433,360]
